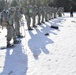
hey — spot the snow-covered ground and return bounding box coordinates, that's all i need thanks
[0,12,76,75]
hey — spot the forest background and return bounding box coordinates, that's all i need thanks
[0,0,76,12]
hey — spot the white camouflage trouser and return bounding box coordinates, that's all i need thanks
[25,15,31,29]
[42,13,45,22]
[7,25,16,44]
[14,21,20,36]
[32,15,36,26]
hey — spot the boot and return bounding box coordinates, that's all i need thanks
[28,27,33,30]
[41,21,45,24]
[7,43,14,48]
[17,35,24,38]
[38,23,41,25]
[33,25,37,28]
[14,40,20,44]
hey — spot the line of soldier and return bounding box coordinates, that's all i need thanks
[0,5,64,48]
[23,5,64,30]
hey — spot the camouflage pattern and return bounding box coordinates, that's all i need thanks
[41,6,46,23]
[38,6,42,25]
[57,7,62,17]
[45,6,48,21]
[49,7,53,20]
[1,9,16,46]
[53,7,57,18]
[13,6,22,36]
[24,5,33,30]
[6,16,16,45]
[47,6,51,21]
[51,7,55,19]
[32,5,38,27]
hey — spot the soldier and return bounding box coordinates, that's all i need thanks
[45,6,48,21]
[24,5,33,30]
[61,7,64,16]
[13,6,23,37]
[32,5,38,27]
[41,6,46,23]
[69,6,73,17]
[49,7,53,20]
[47,6,51,21]
[1,9,20,47]
[51,7,56,19]
[54,7,57,18]
[57,7,62,17]
[37,6,42,25]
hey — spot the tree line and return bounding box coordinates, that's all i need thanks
[0,0,76,12]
